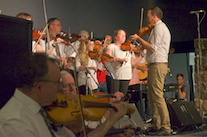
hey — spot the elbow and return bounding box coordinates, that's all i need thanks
[149,48,155,53]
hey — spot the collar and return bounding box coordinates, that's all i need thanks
[155,20,162,25]
[14,88,41,114]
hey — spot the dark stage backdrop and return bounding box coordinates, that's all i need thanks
[0,14,32,108]
[0,0,206,48]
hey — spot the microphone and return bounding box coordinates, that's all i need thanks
[190,10,204,14]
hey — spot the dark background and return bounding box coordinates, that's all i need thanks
[0,0,206,51]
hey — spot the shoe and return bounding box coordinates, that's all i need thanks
[145,118,152,123]
[145,127,159,135]
[150,129,171,136]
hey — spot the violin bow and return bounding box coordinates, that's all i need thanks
[72,58,88,137]
[140,8,144,30]
[32,24,48,52]
[97,38,107,61]
[91,31,93,39]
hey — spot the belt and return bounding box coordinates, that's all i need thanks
[149,62,168,66]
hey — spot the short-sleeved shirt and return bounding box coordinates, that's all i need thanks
[176,84,188,99]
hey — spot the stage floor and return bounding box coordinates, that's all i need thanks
[144,123,207,137]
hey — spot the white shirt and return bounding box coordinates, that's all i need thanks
[0,89,75,137]
[76,56,98,90]
[146,20,171,64]
[40,39,67,59]
[106,43,132,80]
[65,40,80,57]
[65,40,80,70]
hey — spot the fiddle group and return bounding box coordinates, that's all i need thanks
[14,12,155,137]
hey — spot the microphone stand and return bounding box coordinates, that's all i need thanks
[42,0,50,52]
[194,11,206,117]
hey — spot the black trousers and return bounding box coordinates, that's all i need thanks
[106,75,130,95]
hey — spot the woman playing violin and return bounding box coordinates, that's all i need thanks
[76,39,100,95]
[105,29,144,95]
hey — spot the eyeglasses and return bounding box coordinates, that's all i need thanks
[62,83,76,89]
[40,78,62,84]
[53,24,61,27]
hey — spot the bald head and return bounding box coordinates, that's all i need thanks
[60,70,76,95]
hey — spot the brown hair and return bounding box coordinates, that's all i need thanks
[16,12,31,20]
[176,73,184,79]
[151,7,163,19]
[47,18,59,28]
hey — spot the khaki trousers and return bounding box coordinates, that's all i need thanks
[147,63,171,132]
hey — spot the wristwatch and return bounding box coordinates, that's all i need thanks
[52,44,56,48]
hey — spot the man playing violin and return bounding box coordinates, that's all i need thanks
[130,7,171,136]
[58,70,136,137]
[0,53,131,137]
[40,18,68,68]
[176,73,187,100]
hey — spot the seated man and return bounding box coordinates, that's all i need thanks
[0,53,130,137]
[176,73,188,100]
[59,70,135,137]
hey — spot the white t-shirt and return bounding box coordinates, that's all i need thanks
[106,43,132,80]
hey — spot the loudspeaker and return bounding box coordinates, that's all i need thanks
[0,14,32,109]
[167,100,203,131]
[113,103,148,130]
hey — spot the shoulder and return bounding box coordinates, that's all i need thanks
[107,43,115,48]
[182,85,188,92]
[155,20,168,30]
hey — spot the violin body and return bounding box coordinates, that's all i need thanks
[70,33,80,42]
[46,93,106,126]
[137,23,154,36]
[88,51,113,61]
[32,28,53,42]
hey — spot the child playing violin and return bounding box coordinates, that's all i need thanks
[105,29,144,95]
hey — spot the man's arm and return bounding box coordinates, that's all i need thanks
[178,85,187,99]
[130,34,154,53]
[87,101,130,137]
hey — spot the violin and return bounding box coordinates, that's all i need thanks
[137,22,154,36]
[56,32,71,46]
[93,41,103,52]
[88,51,113,61]
[94,92,132,103]
[70,33,80,42]
[32,28,53,42]
[121,23,154,52]
[32,29,71,46]
[178,83,183,89]
[45,93,135,126]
